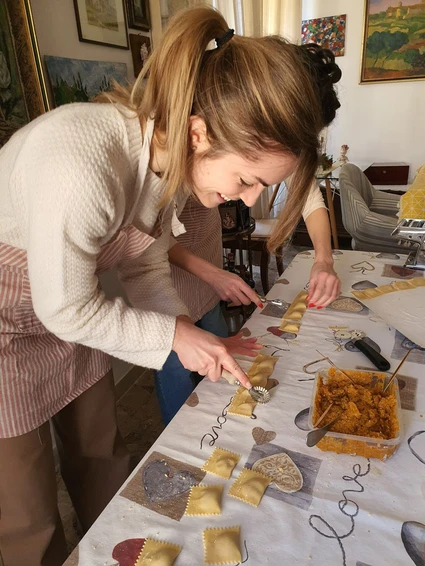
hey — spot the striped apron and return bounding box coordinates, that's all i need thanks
[0,225,155,438]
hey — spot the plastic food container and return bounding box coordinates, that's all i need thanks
[308,368,402,461]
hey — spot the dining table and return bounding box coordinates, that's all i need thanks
[64,249,425,566]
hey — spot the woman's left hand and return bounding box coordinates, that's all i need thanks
[307,260,341,308]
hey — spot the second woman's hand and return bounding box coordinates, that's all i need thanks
[172,315,253,389]
[206,267,263,308]
[307,260,341,307]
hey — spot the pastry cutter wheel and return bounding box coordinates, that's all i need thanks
[221,370,270,404]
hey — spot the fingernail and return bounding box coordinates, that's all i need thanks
[309,303,315,308]
[258,303,264,308]
[317,306,323,310]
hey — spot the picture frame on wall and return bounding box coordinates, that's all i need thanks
[0,0,49,148]
[73,0,129,50]
[360,0,425,84]
[126,0,151,31]
[129,33,151,77]
[301,14,346,57]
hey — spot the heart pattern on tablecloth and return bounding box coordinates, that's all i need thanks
[253,452,303,493]
[401,521,425,566]
[143,460,197,502]
[241,327,252,337]
[275,278,290,285]
[266,378,279,391]
[352,280,377,291]
[185,392,199,407]
[252,426,276,445]
[112,539,145,566]
[294,408,311,431]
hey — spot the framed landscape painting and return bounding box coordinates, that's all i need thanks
[361,0,425,83]
[73,0,129,49]
[0,0,49,148]
[44,56,128,107]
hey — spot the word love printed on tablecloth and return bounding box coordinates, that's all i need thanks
[308,460,371,566]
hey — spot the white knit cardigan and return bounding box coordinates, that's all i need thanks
[0,103,189,369]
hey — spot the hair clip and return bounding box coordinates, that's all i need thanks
[215,28,234,49]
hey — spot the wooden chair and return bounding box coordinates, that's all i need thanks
[250,184,284,294]
[222,185,283,295]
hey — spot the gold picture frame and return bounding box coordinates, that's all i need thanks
[0,0,49,147]
[360,0,425,84]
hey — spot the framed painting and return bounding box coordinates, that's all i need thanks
[127,0,151,31]
[301,14,346,57]
[0,0,49,148]
[129,33,151,77]
[44,56,128,108]
[73,0,129,49]
[361,0,425,84]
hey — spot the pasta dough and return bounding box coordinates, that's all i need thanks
[135,539,182,566]
[228,389,257,417]
[246,354,278,387]
[184,484,223,516]
[228,354,279,417]
[228,468,271,507]
[203,526,241,565]
[202,447,240,479]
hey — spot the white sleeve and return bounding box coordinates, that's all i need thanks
[22,123,177,370]
[302,182,327,220]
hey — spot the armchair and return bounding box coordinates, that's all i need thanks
[339,164,406,253]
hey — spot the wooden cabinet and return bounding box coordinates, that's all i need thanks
[364,162,409,185]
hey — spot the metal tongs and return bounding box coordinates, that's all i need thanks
[221,370,270,404]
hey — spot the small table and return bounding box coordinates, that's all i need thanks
[64,250,425,566]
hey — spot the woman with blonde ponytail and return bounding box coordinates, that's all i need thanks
[0,6,341,564]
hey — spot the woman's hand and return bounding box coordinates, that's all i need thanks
[219,332,263,357]
[307,260,341,308]
[172,316,253,388]
[208,269,262,307]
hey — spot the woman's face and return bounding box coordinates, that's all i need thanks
[191,150,298,209]
[188,116,298,209]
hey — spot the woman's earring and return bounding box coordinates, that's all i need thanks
[191,146,197,151]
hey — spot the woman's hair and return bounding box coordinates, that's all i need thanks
[98,6,341,250]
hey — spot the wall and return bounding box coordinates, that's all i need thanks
[31,0,153,383]
[303,0,425,180]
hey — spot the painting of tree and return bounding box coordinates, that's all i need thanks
[361,0,425,83]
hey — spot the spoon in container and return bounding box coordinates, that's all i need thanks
[306,414,342,447]
[382,349,412,394]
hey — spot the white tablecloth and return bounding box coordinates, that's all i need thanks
[65,250,425,566]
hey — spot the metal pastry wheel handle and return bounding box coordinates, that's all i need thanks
[234,381,271,404]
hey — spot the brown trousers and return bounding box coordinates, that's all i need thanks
[0,371,131,566]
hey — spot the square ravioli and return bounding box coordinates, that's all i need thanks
[228,389,257,417]
[203,526,241,565]
[135,539,182,565]
[228,468,271,507]
[202,447,241,479]
[184,484,223,516]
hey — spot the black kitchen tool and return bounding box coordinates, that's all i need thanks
[354,338,390,371]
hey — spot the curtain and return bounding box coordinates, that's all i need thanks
[208,0,301,42]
